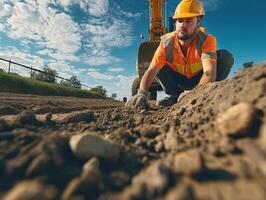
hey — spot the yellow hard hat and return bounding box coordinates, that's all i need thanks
[173,0,205,19]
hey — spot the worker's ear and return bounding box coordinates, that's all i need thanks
[196,16,202,28]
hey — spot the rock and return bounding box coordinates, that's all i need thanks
[209,138,238,156]
[26,135,70,177]
[172,149,204,175]
[62,176,99,200]
[6,154,34,177]
[69,132,120,162]
[62,157,101,200]
[82,157,101,181]
[25,154,51,177]
[137,125,160,138]
[36,113,52,123]
[53,110,95,124]
[16,111,39,125]
[3,180,57,200]
[0,106,20,115]
[216,102,259,137]
[163,126,179,151]
[83,157,100,172]
[120,162,170,199]
[65,110,95,123]
[191,99,197,105]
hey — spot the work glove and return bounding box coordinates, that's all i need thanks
[177,90,191,102]
[125,89,150,109]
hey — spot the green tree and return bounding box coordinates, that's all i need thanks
[0,68,5,72]
[60,75,81,89]
[89,86,107,97]
[31,65,58,83]
[243,61,254,68]
[10,72,20,76]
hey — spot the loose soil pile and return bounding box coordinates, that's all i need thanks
[0,64,265,200]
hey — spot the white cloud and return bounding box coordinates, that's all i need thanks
[58,0,109,17]
[114,5,142,19]
[87,68,98,72]
[105,74,136,98]
[87,0,109,17]
[107,67,125,72]
[0,3,12,18]
[86,70,136,98]
[81,17,133,65]
[37,48,54,56]
[3,1,81,62]
[83,55,121,66]
[58,0,72,8]
[87,71,113,80]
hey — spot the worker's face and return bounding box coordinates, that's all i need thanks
[175,17,200,40]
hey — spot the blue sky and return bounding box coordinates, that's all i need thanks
[0,0,265,99]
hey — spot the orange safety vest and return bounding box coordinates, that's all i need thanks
[160,30,217,79]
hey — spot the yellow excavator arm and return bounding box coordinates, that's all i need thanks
[148,0,167,41]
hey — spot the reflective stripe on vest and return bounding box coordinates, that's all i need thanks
[160,31,208,76]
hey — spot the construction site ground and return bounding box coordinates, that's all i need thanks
[0,64,266,200]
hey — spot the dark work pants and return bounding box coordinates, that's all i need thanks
[155,49,234,96]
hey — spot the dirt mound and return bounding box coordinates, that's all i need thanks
[0,64,265,200]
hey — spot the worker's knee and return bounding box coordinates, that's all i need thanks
[216,49,234,81]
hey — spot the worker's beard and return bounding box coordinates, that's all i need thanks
[177,31,194,41]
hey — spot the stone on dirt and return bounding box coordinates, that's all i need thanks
[69,132,120,162]
[136,125,160,138]
[62,157,101,200]
[120,162,170,199]
[164,126,179,151]
[16,111,39,125]
[172,149,204,175]
[216,102,259,137]
[25,135,70,177]
[53,110,95,124]
[82,157,101,182]
[62,176,99,200]
[3,180,57,200]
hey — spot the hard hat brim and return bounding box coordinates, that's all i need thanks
[173,13,204,19]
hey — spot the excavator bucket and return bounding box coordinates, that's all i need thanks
[131,41,162,100]
[136,41,160,77]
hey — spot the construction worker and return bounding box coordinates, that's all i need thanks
[126,0,234,108]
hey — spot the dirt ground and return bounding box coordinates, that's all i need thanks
[0,63,265,200]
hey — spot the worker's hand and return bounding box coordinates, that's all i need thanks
[177,90,191,102]
[125,89,150,109]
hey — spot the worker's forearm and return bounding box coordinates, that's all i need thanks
[139,66,160,91]
[197,70,216,86]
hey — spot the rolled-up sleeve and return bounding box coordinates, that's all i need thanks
[201,35,217,62]
[150,41,167,69]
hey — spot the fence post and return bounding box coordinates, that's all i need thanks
[30,67,33,78]
[8,59,11,73]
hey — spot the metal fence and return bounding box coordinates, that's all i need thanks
[0,57,92,89]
